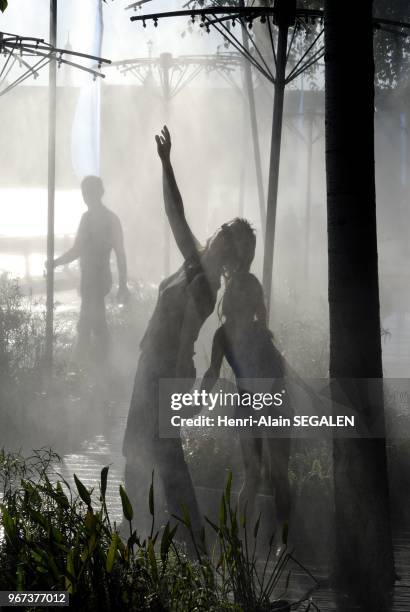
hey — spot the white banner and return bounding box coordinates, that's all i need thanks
[71,0,103,179]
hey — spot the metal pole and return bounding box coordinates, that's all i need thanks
[262,21,288,318]
[240,0,265,234]
[303,113,313,287]
[45,0,57,374]
[238,96,247,217]
[399,112,408,256]
[161,52,172,277]
[400,112,407,189]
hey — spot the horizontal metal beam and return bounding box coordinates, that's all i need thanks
[109,53,242,69]
[373,17,410,30]
[129,7,325,23]
[0,32,111,68]
[128,5,410,35]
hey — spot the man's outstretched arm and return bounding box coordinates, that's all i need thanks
[52,216,86,268]
[53,246,80,267]
[155,125,201,262]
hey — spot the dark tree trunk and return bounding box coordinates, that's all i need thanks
[324,0,395,606]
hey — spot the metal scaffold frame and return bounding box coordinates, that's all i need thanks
[0,31,110,97]
[126,0,410,318]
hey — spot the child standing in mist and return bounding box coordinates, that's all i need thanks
[201,272,291,530]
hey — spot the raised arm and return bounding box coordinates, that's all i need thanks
[155,126,201,262]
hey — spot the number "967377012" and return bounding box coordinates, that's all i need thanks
[0,592,69,607]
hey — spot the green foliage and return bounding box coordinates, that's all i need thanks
[175,471,318,612]
[183,426,240,489]
[0,449,222,611]
[119,484,134,522]
[0,275,155,450]
[0,274,45,378]
[288,442,332,500]
[374,0,410,90]
[0,450,317,611]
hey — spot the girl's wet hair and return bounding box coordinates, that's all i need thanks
[221,218,256,274]
[222,272,267,326]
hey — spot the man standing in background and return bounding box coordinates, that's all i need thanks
[52,175,129,361]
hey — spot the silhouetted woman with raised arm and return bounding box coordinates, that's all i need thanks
[123,126,256,541]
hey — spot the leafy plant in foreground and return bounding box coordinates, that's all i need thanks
[0,449,319,611]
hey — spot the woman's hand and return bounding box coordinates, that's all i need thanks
[155,125,171,162]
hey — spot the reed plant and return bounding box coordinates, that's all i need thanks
[0,449,319,611]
